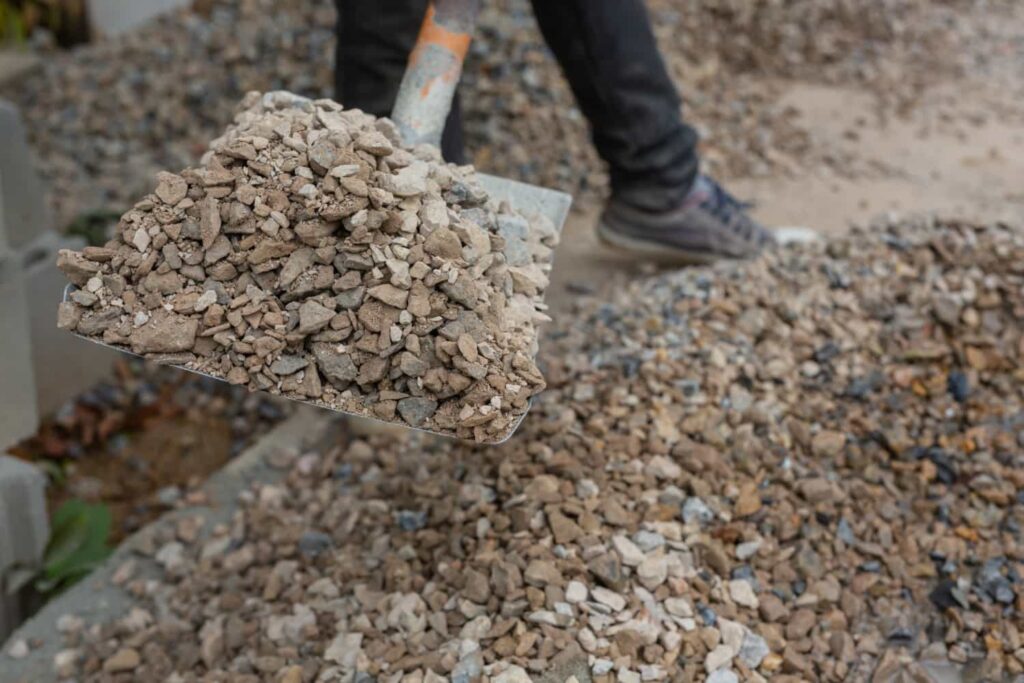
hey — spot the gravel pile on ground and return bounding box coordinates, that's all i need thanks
[646,0,967,81]
[56,91,558,443]
[35,215,1024,681]
[8,0,1014,228]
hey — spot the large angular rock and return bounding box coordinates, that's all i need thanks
[129,312,198,354]
[312,343,358,386]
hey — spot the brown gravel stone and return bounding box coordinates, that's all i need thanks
[129,312,198,354]
[524,560,563,587]
[785,609,817,640]
[102,648,140,673]
[154,172,188,205]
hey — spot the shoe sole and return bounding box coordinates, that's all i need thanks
[596,221,721,266]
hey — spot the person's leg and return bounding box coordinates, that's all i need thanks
[529,0,776,262]
[333,0,465,163]
[528,0,698,213]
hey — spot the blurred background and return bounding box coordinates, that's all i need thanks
[0,0,1021,651]
[2,0,1022,236]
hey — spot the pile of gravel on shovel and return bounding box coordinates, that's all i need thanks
[31,215,1024,682]
[57,91,558,443]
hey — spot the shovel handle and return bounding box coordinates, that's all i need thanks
[391,0,481,149]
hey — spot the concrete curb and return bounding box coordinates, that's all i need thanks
[0,99,51,252]
[0,456,49,642]
[0,407,338,683]
[0,52,41,90]
[0,99,117,432]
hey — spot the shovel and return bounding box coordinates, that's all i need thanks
[63,0,571,443]
[391,0,571,243]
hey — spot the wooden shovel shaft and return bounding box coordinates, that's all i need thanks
[391,0,481,149]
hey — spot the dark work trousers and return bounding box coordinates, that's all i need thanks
[334,0,700,212]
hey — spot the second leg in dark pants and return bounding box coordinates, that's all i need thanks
[529,0,775,261]
[529,0,700,213]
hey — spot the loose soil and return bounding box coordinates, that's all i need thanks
[7,361,288,542]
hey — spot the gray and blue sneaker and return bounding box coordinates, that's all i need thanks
[598,175,776,263]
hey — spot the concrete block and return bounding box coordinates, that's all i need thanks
[87,0,189,37]
[0,100,115,424]
[0,244,39,448]
[0,456,49,642]
[20,232,118,418]
[0,100,50,251]
[0,51,41,90]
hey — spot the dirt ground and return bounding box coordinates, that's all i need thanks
[549,75,1024,312]
[8,360,289,542]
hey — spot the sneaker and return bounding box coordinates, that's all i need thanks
[598,175,775,263]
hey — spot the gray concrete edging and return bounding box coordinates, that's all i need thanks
[0,456,49,642]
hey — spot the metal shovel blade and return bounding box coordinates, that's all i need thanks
[477,173,572,240]
[449,173,572,439]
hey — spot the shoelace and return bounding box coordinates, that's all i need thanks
[695,176,762,243]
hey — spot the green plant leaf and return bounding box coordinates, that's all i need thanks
[4,4,25,44]
[66,209,121,246]
[34,557,106,595]
[5,500,114,600]
[49,498,87,533]
[41,500,112,585]
[45,543,111,583]
[33,574,62,594]
[42,500,90,572]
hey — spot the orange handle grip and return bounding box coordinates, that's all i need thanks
[391,0,481,149]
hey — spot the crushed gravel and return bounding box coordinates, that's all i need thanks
[57,91,558,443]
[34,215,1024,681]
[7,1,1024,680]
